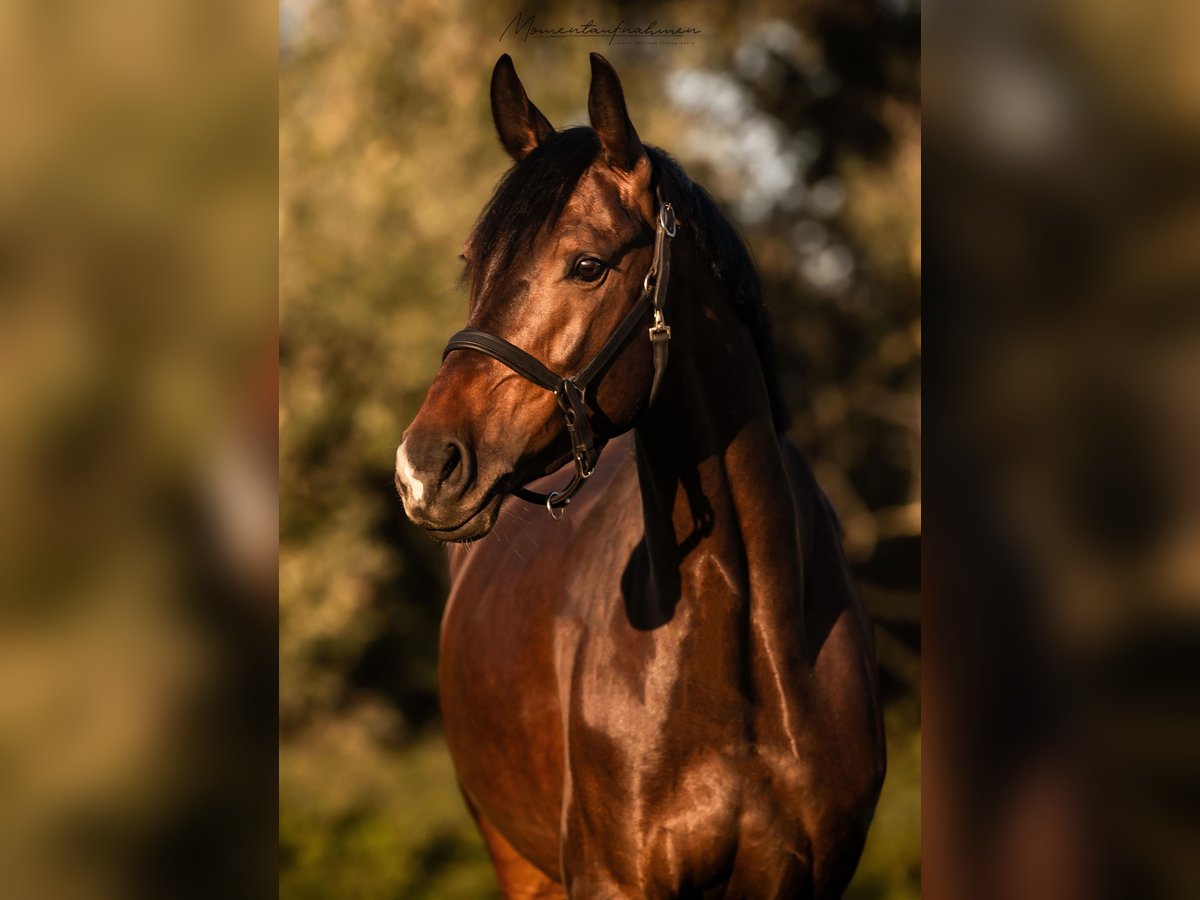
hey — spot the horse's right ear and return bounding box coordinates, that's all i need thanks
[490,54,554,161]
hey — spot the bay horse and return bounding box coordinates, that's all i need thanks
[395,53,885,898]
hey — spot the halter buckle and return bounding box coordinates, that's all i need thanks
[568,446,595,486]
[649,308,671,344]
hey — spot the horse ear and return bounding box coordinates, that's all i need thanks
[490,54,555,161]
[587,53,644,171]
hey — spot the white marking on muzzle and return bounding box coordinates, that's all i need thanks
[395,443,425,503]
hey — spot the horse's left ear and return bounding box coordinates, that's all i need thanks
[491,54,555,161]
[588,53,644,171]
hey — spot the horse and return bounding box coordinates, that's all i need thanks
[394,53,885,899]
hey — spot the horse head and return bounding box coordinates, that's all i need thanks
[396,54,669,541]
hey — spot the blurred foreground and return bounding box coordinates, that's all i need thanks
[6,0,1196,898]
[0,1,277,898]
[925,1,1200,898]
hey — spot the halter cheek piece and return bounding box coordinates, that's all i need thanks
[443,192,677,520]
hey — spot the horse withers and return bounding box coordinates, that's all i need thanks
[394,53,886,899]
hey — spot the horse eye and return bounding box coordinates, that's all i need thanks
[572,257,606,282]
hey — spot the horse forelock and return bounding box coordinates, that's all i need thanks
[465,127,600,301]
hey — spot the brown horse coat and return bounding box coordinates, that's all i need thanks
[397,54,885,898]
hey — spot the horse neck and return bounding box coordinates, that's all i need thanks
[630,234,807,660]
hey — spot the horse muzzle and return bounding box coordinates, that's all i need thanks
[395,432,502,541]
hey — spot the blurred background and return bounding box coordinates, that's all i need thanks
[280,1,920,897]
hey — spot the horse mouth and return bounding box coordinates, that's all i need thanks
[419,490,503,543]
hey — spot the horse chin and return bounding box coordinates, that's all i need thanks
[417,491,503,543]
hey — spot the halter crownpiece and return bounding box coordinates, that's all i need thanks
[442,189,677,519]
[646,198,676,405]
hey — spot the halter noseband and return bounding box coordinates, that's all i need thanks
[443,192,677,519]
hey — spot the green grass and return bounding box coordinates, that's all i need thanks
[281,720,499,899]
[847,704,922,900]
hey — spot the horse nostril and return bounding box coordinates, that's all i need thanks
[440,441,463,488]
[399,432,473,505]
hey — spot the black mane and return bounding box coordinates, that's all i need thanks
[469,126,790,432]
[647,145,790,432]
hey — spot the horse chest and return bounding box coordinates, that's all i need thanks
[557,615,819,893]
[559,725,819,895]
[439,466,857,894]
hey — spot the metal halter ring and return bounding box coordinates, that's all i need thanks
[659,202,677,237]
[546,492,568,521]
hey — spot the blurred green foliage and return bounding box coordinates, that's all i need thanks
[280,1,919,896]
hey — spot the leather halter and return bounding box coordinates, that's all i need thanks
[443,192,677,519]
